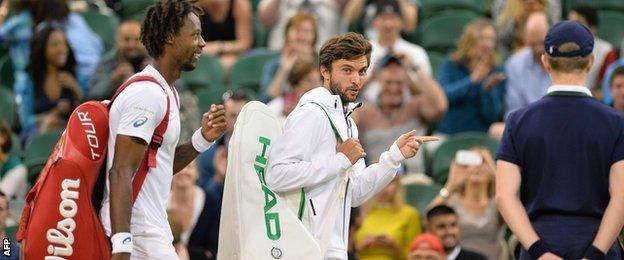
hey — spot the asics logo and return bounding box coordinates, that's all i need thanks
[133,116,148,128]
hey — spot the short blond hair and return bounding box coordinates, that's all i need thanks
[451,19,499,66]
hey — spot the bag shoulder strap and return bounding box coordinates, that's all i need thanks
[304,101,351,254]
[110,75,171,202]
[306,102,343,142]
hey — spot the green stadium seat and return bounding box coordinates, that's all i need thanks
[119,0,153,21]
[431,132,499,184]
[419,0,486,22]
[419,12,479,54]
[427,51,446,79]
[195,86,229,113]
[0,55,14,89]
[229,51,279,93]
[9,133,21,158]
[80,9,120,52]
[405,183,442,214]
[181,54,225,92]
[24,129,63,185]
[597,11,624,47]
[0,88,15,128]
[253,16,268,49]
[564,0,624,14]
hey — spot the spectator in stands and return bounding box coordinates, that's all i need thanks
[354,54,446,174]
[426,205,487,260]
[568,5,618,99]
[504,12,550,117]
[361,0,431,102]
[608,66,624,112]
[429,148,506,259]
[408,233,446,260]
[436,19,506,135]
[33,0,103,89]
[0,0,36,92]
[198,0,252,71]
[88,19,149,100]
[0,120,27,213]
[197,90,249,192]
[0,191,18,259]
[168,160,218,259]
[258,0,344,52]
[167,210,191,260]
[259,12,317,102]
[493,0,560,52]
[601,59,624,105]
[267,58,320,124]
[354,176,422,259]
[18,25,82,136]
[342,0,417,40]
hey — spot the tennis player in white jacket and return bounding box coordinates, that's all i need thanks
[266,32,438,259]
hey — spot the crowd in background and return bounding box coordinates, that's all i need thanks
[1,0,624,259]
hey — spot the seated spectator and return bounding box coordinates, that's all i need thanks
[0,191,18,259]
[197,90,249,192]
[0,120,27,213]
[362,0,431,102]
[408,233,446,260]
[198,0,252,71]
[18,25,82,136]
[493,0,560,52]
[343,0,418,39]
[429,148,506,260]
[0,0,36,93]
[354,177,422,259]
[504,12,551,117]
[602,59,624,104]
[608,66,624,112]
[258,0,344,52]
[191,147,227,258]
[88,19,150,100]
[167,209,191,260]
[267,58,320,124]
[437,19,506,135]
[568,5,618,98]
[426,205,487,260]
[259,12,317,102]
[354,54,446,173]
[34,0,103,89]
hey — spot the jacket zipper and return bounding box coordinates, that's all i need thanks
[309,199,317,216]
[341,179,350,240]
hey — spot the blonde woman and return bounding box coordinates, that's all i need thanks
[355,177,422,259]
[429,148,507,260]
[493,0,560,52]
[436,19,506,135]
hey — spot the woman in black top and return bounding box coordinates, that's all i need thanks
[199,0,253,71]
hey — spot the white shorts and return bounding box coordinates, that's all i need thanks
[131,230,178,260]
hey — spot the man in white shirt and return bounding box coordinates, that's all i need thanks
[101,1,227,259]
[364,0,432,101]
[266,32,437,259]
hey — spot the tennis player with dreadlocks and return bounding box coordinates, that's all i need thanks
[99,1,227,259]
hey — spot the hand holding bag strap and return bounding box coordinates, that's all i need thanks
[307,102,351,255]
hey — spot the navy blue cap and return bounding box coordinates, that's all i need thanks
[377,54,401,69]
[544,21,594,57]
[372,0,401,18]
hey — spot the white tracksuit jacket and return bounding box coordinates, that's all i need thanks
[266,87,406,259]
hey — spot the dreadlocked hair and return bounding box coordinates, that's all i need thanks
[141,0,203,59]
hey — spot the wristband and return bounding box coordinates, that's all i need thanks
[583,245,606,260]
[192,128,214,153]
[111,232,133,254]
[528,240,551,259]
